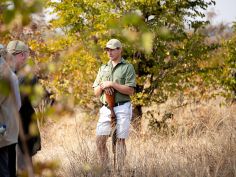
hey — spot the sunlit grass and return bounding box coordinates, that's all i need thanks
[34,101,236,177]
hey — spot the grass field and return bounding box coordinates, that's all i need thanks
[34,98,236,177]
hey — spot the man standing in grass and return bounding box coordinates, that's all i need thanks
[93,39,136,170]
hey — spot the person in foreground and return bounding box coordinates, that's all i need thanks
[93,39,136,170]
[0,44,21,177]
[7,40,41,173]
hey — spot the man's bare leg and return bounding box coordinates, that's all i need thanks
[116,138,126,171]
[96,135,109,168]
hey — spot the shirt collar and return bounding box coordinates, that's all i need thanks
[107,58,126,66]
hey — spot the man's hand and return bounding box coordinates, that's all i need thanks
[94,81,114,97]
[100,81,113,89]
[100,81,114,95]
[104,87,114,95]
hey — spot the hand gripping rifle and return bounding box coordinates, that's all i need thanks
[105,92,117,168]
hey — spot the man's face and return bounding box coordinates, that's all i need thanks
[106,48,122,61]
[14,51,29,71]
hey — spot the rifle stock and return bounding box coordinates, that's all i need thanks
[105,92,117,169]
[105,92,116,127]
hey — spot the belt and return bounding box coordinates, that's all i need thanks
[103,100,130,107]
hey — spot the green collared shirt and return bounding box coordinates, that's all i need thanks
[93,58,136,104]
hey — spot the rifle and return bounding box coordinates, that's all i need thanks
[105,91,117,168]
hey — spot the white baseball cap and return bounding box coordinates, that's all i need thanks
[105,39,122,50]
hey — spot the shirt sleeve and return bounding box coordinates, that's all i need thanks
[0,58,10,104]
[11,72,21,110]
[125,64,136,88]
[92,66,102,88]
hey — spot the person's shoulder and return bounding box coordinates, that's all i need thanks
[0,57,10,76]
[122,60,135,73]
[99,63,109,70]
[126,62,134,66]
[121,58,132,65]
[100,63,107,68]
[123,61,134,68]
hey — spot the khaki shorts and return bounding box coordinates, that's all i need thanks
[96,102,132,139]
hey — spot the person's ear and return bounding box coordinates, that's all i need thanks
[21,52,24,57]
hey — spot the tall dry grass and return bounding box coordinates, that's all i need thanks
[34,100,236,177]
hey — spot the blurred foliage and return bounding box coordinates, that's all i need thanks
[0,0,42,40]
